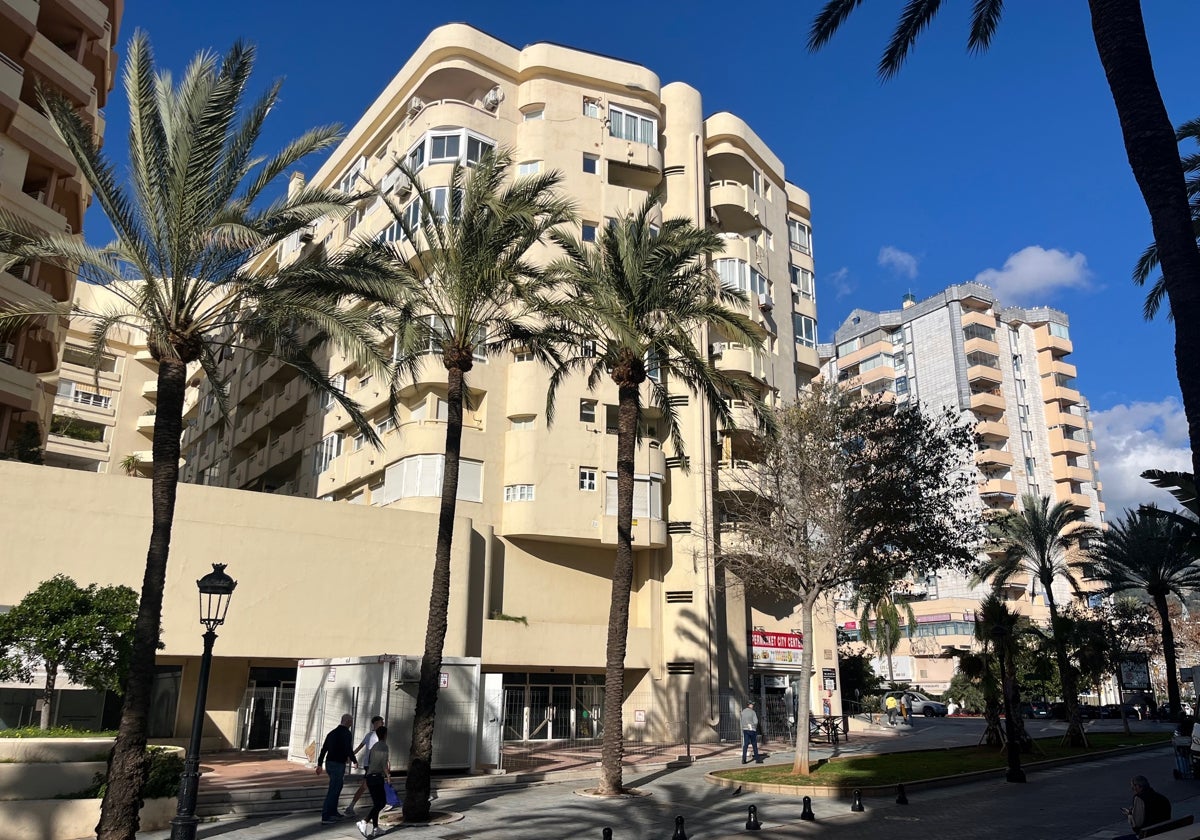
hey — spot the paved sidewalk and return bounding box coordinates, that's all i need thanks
[137,724,1190,840]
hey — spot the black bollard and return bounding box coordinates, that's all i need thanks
[800,795,815,821]
[746,804,762,831]
[896,783,909,805]
[671,815,688,839]
[851,789,865,812]
[603,830,613,840]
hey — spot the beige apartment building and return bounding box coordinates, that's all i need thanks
[0,0,122,454]
[821,283,1106,695]
[7,24,837,750]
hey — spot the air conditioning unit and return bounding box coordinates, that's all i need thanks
[709,343,723,357]
[298,224,315,244]
[482,86,504,112]
[0,343,14,364]
[759,294,774,312]
[396,656,422,684]
[408,96,426,116]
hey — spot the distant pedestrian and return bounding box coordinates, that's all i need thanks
[356,726,391,839]
[885,694,899,726]
[345,715,385,816]
[1119,775,1170,838]
[740,701,762,764]
[903,692,914,724]
[947,698,960,716]
[317,714,358,824]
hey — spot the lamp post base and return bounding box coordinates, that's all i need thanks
[169,814,201,840]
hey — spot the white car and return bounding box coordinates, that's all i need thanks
[886,691,948,717]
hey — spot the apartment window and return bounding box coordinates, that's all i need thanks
[1017,404,1030,427]
[352,432,365,452]
[384,454,482,502]
[62,346,118,373]
[1025,457,1036,474]
[409,129,495,169]
[504,484,535,502]
[751,169,762,195]
[510,415,535,430]
[579,468,597,492]
[322,374,346,410]
[518,160,542,176]
[583,97,602,119]
[406,141,425,172]
[357,374,372,391]
[430,132,461,162]
[787,218,811,254]
[645,348,662,384]
[337,156,366,194]
[895,375,909,395]
[963,323,997,342]
[580,399,597,423]
[581,338,598,357]
[608,104,658,147]
[583,154,599,174]
[715,259,767,296]
[789,266,815,301]
[794,314,817,349]
[403,198,421,233]
[604,474,664,519]
[314,433,342,475]
[513,347,535,363]
[522,106,544,121]
[966,351,999,369]
[466,135,494,165]
[581,223,597,243]
[376,416,394,435]
[1049,322,1071,341]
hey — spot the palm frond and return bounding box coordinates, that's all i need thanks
[808,0,868,52]
[880,0,947,80]
[967,0,1005,53]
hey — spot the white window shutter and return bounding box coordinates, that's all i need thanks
[605,475,618,516]
[457,459,483,502]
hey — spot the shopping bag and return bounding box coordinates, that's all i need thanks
[385,782,401,808]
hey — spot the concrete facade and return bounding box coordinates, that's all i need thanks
[0,0,122,452]
[821,283,1105,694]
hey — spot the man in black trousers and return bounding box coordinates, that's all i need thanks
[316,714,358,824]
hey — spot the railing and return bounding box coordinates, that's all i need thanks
[0,51,24,76]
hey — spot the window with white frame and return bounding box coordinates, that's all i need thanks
[504,484,535,502]
[583,97,602,118]
[376,416,394,435]
[794,314,817,349]
[352,432,365,452]
[790,265,815,300]
[405,129,496,171]
[608,104,657,147]
[337,156,366,194]
[509,415,535,430]
[322,374,346,409]
[715,259,768,296]
[522,106,544,121]
[581,223,597,242]
[580,399,597,423]
[513,347,535,363]
[518,160,542,176]
[603,473,664,519]
[583,154,599,174]
[314,433,342,474]
[1049,322,1070,341]
[384,454,482,502]
[579,467,597,491]
[430,132,461,163]
[787,218,811,254]
[465,135,493,164]
[645,348,662,383]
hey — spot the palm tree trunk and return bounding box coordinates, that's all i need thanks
[97,358,186,840]
[403,364,465,822]
[597,385,639,795]
[39,663,56,730]
[1047,596,1088,747]
[1153,592,1180,718]
[1088,0,1200,481]
[791,596,816,775]
[997,647,1025,783]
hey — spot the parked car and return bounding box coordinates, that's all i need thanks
[884,691,948,717]
[1100,703,1142,720]
[1050,702,1101,720]
[1019,701,1051,719]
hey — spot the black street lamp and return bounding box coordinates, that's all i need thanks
[170,564,237,840]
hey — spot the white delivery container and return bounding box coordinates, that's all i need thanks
[288,654,481,771]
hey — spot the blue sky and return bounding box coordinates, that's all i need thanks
[96,2,1199,514]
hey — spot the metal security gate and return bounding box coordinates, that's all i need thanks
[236,685,295,751]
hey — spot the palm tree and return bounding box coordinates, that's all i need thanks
[978,593,1027,783]
[1132,118,1200,320]
[977,494,1099,747]
[1089,507,1200,717]
[808,0,1200,482]
[0,35,392,840]
[374,150,574,822]
[545,196,769,795]
[853,586,915,684]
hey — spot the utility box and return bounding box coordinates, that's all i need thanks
[288,655,481,771]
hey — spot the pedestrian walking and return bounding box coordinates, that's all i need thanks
[316,714,358,824]
[345,715,384,816]
[904,692,914,724]
[885,694,898,726]
[740,700,762,764]
[356,726,391,839]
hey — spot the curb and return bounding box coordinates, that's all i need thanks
[704,739,1171,798]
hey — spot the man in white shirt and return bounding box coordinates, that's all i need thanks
[344,716,384,816]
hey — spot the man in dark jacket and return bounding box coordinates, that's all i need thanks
[1122,775,1171,837]
[317,714,358,824]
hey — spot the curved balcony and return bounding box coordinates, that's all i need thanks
[976,448,1014,468]
[603,133,663,174]
[709,180,763,234]
[601,514,668,549]
[979,478,1018,498]
[136,413,155,436]
[1037,332,1072,357]
[394,354,449,396]
[1048,429,1088,456]
[505,361,548,418]
[961,310,996,330]
[1044,383,1081,407]
[970,390,1005,414]
[976,419,1010,440]
[406,98,499,142]
[964,336,1000,357]
[1059,491,1092,511]
[966,363,1003,386]
[713,342,766,381]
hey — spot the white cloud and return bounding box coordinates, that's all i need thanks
[972,246,1091,304]
[826,266,855,299]
[878,246,919,279]
[1090,398,1191,519]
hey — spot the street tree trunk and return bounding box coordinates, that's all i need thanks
[39,662,56,730]
[404,363,465,823]
[997,642,1026,783]
[96,357,186,840]
[1154,592,1180,718]
[791,596,817,775]
[1046,592,1088,747]
[1088,0,1200,481]
[597,385,639,795]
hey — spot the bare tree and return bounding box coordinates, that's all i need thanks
[718,384,982,774]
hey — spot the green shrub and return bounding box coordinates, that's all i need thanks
[63,747,183,800]
[0,726,117,739]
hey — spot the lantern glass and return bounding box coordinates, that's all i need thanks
[196,564,237,631]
